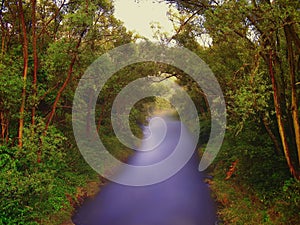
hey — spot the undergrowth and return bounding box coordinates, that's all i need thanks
[211,124,300,224]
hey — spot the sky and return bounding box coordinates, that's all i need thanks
[113,0,212,46]
[113,0,175,41]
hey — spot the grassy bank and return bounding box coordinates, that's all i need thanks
[210,127,300,225]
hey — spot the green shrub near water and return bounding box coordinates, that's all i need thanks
[0,120,97,224]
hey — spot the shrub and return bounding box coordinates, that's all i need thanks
[0,119,69,224]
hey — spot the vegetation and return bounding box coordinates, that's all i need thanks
[164,0,300,223]
[0,0,133,223]
[0,0,299,224]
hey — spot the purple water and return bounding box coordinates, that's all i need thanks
[72,117,217,225]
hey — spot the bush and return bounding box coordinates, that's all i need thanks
[0,120,70,224]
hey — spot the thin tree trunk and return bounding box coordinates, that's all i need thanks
[284,16,300,53]
[261,114,281,156]
[45,29,86,132]
[37,0,66,39]
[0,112,6,141]
[31,0,38,126]
[269,50,300,180]
[0,112,9,144]
[18,0,28,148]
[285,26,300,165]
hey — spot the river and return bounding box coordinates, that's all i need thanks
[72,116,217,225]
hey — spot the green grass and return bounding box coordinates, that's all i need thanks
[211,161,300,225]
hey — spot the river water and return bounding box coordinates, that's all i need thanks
[72,117,217,225]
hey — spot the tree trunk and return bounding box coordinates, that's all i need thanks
[284,25,300,165]
[31,0,38,126]
[261,114,282,156]
[269,50,300,180]
[0,112,8,142]
[18,0,28,148]
[45,29,86,132]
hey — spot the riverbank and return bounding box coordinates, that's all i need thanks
[210,161,300,224]
[58,177,105,225]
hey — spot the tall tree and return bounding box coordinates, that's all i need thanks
[17,0,28,147]
[165,0,300,179]
[31,0,38,126]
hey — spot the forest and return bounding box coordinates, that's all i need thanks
[0,0,300,224]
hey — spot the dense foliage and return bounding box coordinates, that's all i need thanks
[0,0,134,223]
[164,0,300,223]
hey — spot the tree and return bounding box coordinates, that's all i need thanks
[164,0,300,179]
[0,0,135,223]
[17,0,28,147]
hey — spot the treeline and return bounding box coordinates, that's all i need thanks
[162,0,300,223]
[0,0,134,224]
